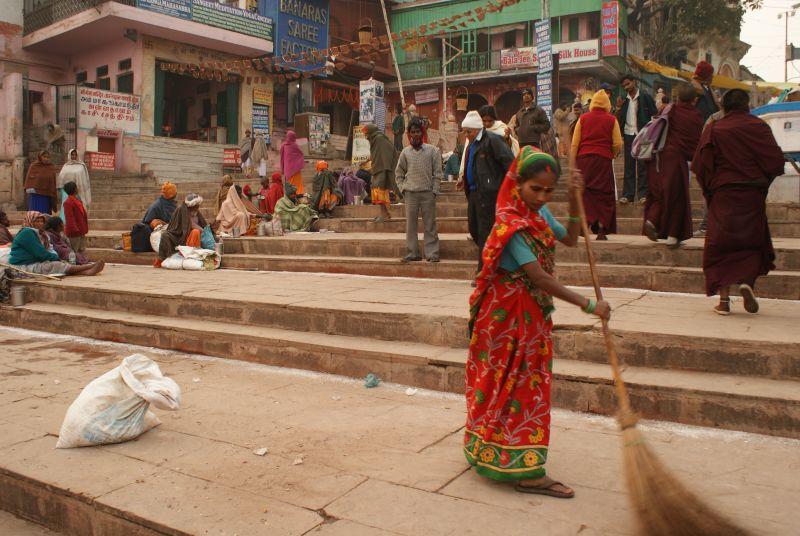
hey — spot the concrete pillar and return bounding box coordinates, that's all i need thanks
[2,72,24,160]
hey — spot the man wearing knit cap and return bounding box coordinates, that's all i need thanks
[692,61,719,123]
[458,109,515,277]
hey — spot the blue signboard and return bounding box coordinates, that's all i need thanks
[137,0,273,42]
[535,18,552,121]
[253,104,270,144]
[260,0,330,72]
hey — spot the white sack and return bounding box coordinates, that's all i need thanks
[56,354,180,448]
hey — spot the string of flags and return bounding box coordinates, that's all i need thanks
[158,0,522,82]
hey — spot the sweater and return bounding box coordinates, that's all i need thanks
[572,110,623,160]
[63,194,89,237]
[9,227,59,265]
[395,144,442,194]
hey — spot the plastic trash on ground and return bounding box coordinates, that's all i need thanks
[56,354,181,449]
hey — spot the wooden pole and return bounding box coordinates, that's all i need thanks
[379,0,405,109]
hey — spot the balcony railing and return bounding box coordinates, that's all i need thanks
[398,51,503,81]
[24,0,136,35]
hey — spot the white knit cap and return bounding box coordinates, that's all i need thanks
[461,110,483,129]
[185,193,203,207]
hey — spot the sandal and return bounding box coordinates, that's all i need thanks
[739,284,759,314]
[515,476,574,499]
[643,220,659,242]
[714,299,731,316]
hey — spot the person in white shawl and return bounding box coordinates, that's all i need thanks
[57,148,91,220]
[250,134,269,178]
[458,106,519,180]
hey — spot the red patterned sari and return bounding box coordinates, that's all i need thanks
[464,158,558,481]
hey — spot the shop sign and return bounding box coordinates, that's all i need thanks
[78,87,141,135]
[223,148,241,168]
[85,151,116,171]
[96,129,121,138]
[500,40,600,70]
[415,88,439,105]
[253,103,271,144]
[359,79,385,132]
[260,0,329,72]
[136,0,273,42]
[601,1,620,57]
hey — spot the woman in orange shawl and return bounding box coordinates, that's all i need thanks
[465,147,610,498]
[24,151,58,213]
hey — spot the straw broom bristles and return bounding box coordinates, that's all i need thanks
[567,151,750,535]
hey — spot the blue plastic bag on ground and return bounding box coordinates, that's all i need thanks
[200,225,216,250]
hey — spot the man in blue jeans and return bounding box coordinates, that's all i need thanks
[616,74,657,204]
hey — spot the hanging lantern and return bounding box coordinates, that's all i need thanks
[358,18,373,45]
[455,86,469,111]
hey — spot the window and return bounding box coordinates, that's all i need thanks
[75,71,87,84]
[117,72,133,94]
[96,65,109,78]
[97,77,111,90]
[568,17,579,42]
[503,30,516,49]
[118,58,132,71]
[587,12,600,40]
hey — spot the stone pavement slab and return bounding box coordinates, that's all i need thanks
[0,328,798,535]
[29,264,800,345]
[0,511,55,535]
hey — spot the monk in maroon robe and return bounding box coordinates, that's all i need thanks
[643,86,704,246]
[691,89,785,315]
[571,89,623,240]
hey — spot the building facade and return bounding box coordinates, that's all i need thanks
[385,0,630,128]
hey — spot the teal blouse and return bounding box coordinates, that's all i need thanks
[498,205,566,271]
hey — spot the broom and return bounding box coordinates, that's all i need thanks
[569,160,750,535]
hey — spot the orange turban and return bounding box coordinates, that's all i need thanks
[316,160,328,172]
[161,182,177,199]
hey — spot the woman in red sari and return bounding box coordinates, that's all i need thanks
[570,90,623,240]
[465,147,611,498]
[691,89,785,315]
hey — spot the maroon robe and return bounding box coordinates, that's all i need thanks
[644,102,703,241]
[691,110,785,296]
[576,109,618,234]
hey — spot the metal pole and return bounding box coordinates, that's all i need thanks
[541,0,549,18]
[379,0,405,108]
[442,38,447,123]
[786,12,789,83]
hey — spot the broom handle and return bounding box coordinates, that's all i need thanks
[569,156,634,418]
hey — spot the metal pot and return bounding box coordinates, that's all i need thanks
[10,286,26,308]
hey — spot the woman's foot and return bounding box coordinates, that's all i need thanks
[515,476,574,499]
[739,284,759,314]
[596,233,608,241]
[643,220,658,242]
[714,298,731,316]
[665,236,681,249]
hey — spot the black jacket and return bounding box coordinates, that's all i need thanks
[617,91,658,133]
[463,130,515,198]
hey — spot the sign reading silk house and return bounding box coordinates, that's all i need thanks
[260,0,330,72]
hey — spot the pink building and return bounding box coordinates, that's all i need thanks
[0,0,275,206]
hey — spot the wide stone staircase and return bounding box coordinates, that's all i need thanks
[3,155,800,440]
[126,135,244,183]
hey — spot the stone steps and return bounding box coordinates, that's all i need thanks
[85,249,800,300]
[2,266,798,438]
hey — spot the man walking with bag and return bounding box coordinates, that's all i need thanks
[396,118,443,263]
[617,74,657,204]
[458,110,515,278]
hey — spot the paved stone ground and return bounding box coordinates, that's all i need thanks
[1,327,798,535]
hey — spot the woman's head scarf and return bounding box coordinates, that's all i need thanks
[22,211,45,228]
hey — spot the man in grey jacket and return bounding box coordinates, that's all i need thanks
[396,118,443,263]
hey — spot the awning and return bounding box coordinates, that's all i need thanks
[628,55,781,94]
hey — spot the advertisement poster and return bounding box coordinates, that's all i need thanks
[351,125,370,166]
[535,18,552,120]
[223,148,241,168]
[137,0,273,42]
[359,80,385,132]
[307,113,331,155]
[601,1,620,57]
[78,87,141,135]
[253,104,270,144]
